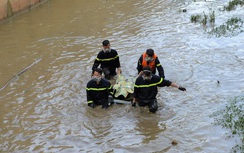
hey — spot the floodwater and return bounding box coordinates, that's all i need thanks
[0,0,244,152]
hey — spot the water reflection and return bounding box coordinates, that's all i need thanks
[135,115,166,144]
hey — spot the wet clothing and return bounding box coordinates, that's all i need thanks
[137,99,159,113]
[133,74,172,112]
[137,53,165,78]
[86,78,113,108]
[92,49,121,79]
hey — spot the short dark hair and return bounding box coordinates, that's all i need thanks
[102,40,110,46]
[93,68,103,75]
[143,66,152,76]
[146,49,154,57]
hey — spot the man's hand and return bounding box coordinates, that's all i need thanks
[131,101,136,107]
[88,102,95,108]
[131,98,136,107]
[178,86,186,91]
[138,71,143,76]
[117,67,122,75]
[108,95,114,105]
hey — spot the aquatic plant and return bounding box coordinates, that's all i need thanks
[190,11,215,26]
[209,17,243,37]
[190,14,201,23]
[189,0,244,37]
[209,11,215,24]
[211,96,244,153]
[201,12,208,26]
[224,0,244,11]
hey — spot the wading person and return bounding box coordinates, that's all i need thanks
[92,40,121,80]
[132,66,186,113]
[86,68,114,109]
[137,48,165,78]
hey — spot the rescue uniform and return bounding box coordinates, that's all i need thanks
[92,49,121,79]
[137,52,165,78]
[86,78,113,108]
[133,74,172,112]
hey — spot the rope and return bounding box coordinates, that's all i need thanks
[0,58,42,92]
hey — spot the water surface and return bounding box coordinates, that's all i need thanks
[0,0,243,152]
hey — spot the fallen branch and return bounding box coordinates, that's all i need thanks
[0,58,42,92]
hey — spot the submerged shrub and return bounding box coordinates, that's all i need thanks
[190,14,201,23]
[209,17,243,37]
[202,12,208,26]
[209,11,215,24]
[190,11,215,26]
[224,0,244,11]
[211,96,244,153]
[188,0,244,37]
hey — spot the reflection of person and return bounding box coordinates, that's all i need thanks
[86,68,114,109]
[132,66,186,113]
[92,40,121,80]
[137,49,165,78]
[135,117,165,144]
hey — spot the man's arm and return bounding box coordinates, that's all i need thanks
[170,82,186,91]
[110,50,121,75]
[117,67,121,75]
[136,55,143,74]
[158,77,186,91]
[86,82,95,107]
[132,78,140,107]
[92,52,102,70]
[155,58,165,78]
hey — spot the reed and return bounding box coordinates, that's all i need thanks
[190,11,215,26]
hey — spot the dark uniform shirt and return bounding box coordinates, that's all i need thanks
[92,49,121,74]
[134,74,172,101]
[137,55,165,78]
[86,78,113,104]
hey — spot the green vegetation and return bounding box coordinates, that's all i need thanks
[190,14,201,23]
[209,11,215,23]
[224,0,244,11]
[211,96,244,153]
[209,17,243,37]
[190,11,215,26]
[189,0,244,37]
[202,12,208,26]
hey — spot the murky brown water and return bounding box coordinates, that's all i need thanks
[1,0,244,152]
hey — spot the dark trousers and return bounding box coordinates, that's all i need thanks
[94,99,109,109]
[102,67,116,80]
[138,99,158,113]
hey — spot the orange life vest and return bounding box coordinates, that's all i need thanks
[141,52,157,71]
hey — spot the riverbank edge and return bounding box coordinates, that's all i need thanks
[0,0,48,24]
